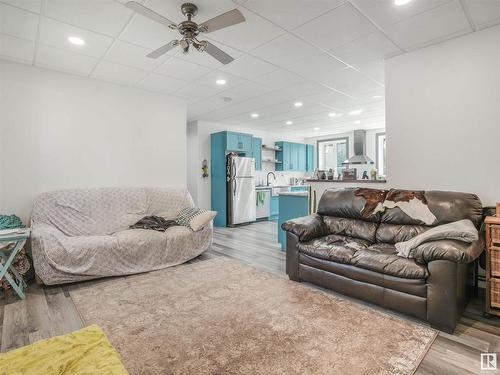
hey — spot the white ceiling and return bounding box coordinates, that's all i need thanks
[1,0,499,137]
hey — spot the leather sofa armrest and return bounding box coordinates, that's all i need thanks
[281,214,328,242]
[412,236,485,264]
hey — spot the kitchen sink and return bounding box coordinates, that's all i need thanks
[271,186,291,196]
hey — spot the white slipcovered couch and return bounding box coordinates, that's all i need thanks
[31,187,212,285]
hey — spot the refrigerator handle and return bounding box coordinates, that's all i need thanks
[232,159,237,196]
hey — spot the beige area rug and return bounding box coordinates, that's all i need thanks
[70,257,437,375]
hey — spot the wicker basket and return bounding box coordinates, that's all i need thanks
[491,278,500,309]
[492,247,500,278]
[491,225,500,245]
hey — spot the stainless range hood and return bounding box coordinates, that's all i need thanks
[343,129,374,165]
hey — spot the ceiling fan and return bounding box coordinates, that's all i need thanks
[124,1,245,65]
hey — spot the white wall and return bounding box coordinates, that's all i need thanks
[0,61,187,222]
[385,25,500,206]
[187,121,309,209]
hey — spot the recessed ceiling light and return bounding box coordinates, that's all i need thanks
[294,101,303,107]
[251,113,259,118]
[394,0,412,5]
[216,79,226,85]
[372,95,382,99]
[286,121,293,125]
[314,127,320,130]
[354,120,361,125]
[348,109,363,116]
[68,36,85,46]
[328,112,337,117]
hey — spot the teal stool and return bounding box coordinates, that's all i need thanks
[0,228,31,299]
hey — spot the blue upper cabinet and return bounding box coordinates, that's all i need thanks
[252,137,262,171]
[306,144,314,172]
[275,141,309,171]
[226,131,253,152]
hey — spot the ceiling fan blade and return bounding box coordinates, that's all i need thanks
[199,9,245,33]
[147,40,179,59]
[202,41,234,65]
[125,1,177,28]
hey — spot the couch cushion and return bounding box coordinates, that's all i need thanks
[351,243,428,279]
[380,189,483,228]
[297,234,371,264]
[317,188,384,223]
[298,236,428,279]
[376,223,429,244]
[323,216,378,242]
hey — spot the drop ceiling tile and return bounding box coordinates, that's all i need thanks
[39,18,113,58]
[352,0,451,28]
[0,33,34,63]
[175,81,223,101]
[105,40,167,71]
[1,0,41,13]
[145,0,236,25]
[318,67,382,96]
[91,60,148,84]
[0,3,39,40]
[384,1,472,51]
[218,54,276,79]
[45,0,133,37]
[217,80,273,103]
[119,13,179,51]
[138,72,187,94]
[356,60,385,84]
[207,7,286,52]
[155,56,212,81]
[195,70,246,89]
[330,31,401,66]
[286,50,348,83]
[35,43,98,75]
[251,68,306,89]
[251,33,320,68]
[464,0,500,29]
[293,2,377,51]
[243,0,346,30]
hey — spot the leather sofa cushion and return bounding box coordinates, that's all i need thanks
[317,188,382,223]
[323,216,378,243]
[298,236,428,279]
[351,243,428,279]
[297,234,371,264]
[381,189,483,228]
[376,223,429,244]
[299,253,427,297]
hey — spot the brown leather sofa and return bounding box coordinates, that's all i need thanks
[282,188,484,333]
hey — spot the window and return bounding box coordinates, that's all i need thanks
[376,133,386,177]
[317,137,349,173]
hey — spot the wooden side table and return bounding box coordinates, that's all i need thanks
[485,216,500,317]
[0,228,31,299]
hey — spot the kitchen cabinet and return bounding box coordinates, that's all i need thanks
[252,137,262,171]
[225,131,253,152]
[275,141,310,171]
[270,196,279,219]
[278,192,309,250]
[306,144,314,172]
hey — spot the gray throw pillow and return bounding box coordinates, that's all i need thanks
[176,207,217,231]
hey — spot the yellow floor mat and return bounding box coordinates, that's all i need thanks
[0,324,129,375]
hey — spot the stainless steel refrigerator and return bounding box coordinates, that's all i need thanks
[227,155,256,226]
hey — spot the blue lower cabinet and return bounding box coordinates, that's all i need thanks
[270,196,279,219]
[278,194,309,250]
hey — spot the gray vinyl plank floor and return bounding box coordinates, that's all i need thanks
[1,220,499,374]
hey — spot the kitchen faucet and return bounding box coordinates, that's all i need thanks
[266,172,276,186]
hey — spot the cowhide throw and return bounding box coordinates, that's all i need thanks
[354,189,437,225]
[354,189,387,218]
